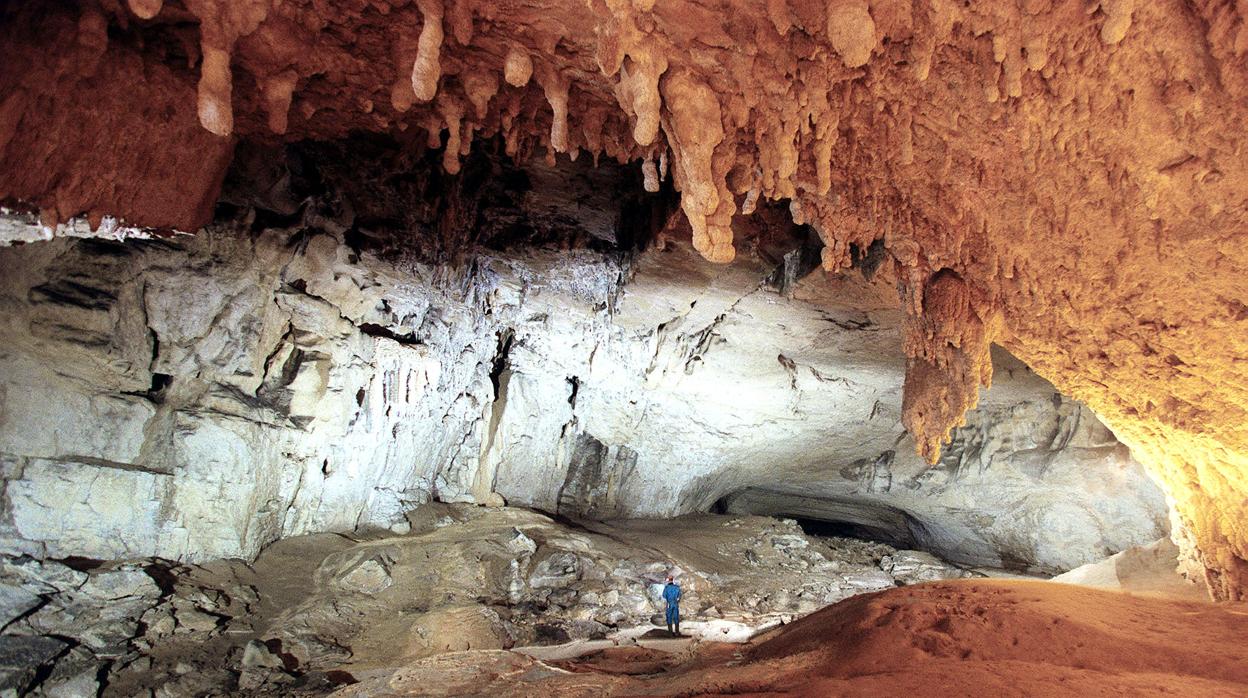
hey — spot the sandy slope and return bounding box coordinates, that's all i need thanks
[334,579,1248,697]
[717,579,1248,697]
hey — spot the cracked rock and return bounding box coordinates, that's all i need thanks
[0,636,67,696]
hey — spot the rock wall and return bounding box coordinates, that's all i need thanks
[0,216,1166,572]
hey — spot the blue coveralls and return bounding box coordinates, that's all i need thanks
[662,582,681,629]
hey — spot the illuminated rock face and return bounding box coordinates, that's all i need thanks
[0,214,1166,572]
[0,1,1245,593]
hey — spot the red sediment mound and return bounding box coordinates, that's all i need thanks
[669,579,1248,697]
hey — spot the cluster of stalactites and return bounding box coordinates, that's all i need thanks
[121,0,1138,269]
[897,266,999,464]
[107,0,848,265]
[800,193,1002,465]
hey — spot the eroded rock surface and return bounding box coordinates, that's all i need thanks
[721,357,1169,573]
[0,216,1166,571]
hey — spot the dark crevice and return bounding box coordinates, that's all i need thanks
[28,280,117,311]
[793,517,908,545]
[221,134,663,265]
[849,237,887,281]
[765,225,824,296]
[272,347,306,393]
[72,238,136,258]
[122,372,173,404]
[325,670,358,686]
[142,561,180,596]
[357,323,420,345]
[57,555,105,572]
[94,659,114,697]
[489,330,515,395]
[789,511,929,549]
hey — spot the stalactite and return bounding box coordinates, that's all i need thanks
[826,0,876,68]
[127,0,163,20]
[411,0,445,102]
[437,96,465,173]
[462,71,499,119]
[641,154,659,192]
[261,71,298,135]
[186,0,272,137]
[661,70,733,262]
[198,46,234,136]
[620,53,667,146]
[504,46,533,87]
[448,0,475,46]
[537,65,571,153]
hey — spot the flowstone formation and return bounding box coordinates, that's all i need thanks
[1,0,1246,595]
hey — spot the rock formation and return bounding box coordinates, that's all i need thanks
[0,0,1244,596]
[1053,537,1210,600]
[0,212,1165,573]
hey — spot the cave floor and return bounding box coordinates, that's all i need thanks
[0,504,1210,696]
[336,580,1248,698]
[4,505,978,696]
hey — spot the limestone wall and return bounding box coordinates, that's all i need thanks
[0,221,1167,571]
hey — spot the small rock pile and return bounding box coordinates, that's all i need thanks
[0,554,335,697]
[0,557,161,696]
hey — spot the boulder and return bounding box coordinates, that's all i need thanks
[339,558,394,596]
[0,585,41,629]
[0,636,66,695]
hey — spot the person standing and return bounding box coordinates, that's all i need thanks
[663,575,682,636]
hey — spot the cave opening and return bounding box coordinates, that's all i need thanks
[713,490,927,552]
[791,516,915,548]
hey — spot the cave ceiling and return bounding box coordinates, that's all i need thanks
[0,0,1246,597]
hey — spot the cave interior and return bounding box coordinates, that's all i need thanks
[1,0,1247,695]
